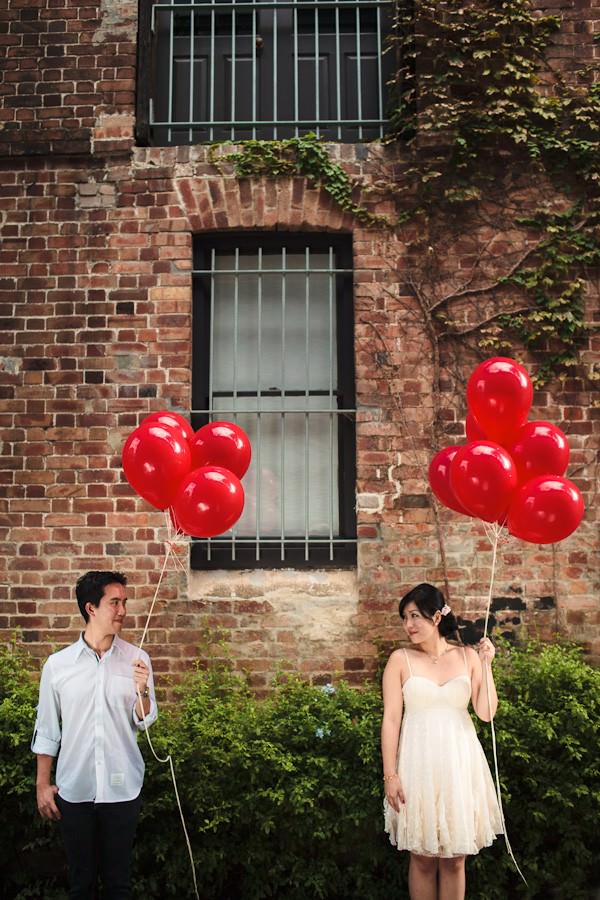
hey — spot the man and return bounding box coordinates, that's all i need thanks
[32,570,158,899]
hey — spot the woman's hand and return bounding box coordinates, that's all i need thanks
[384,773,405,812]
[470,639,498,721]
[477,637,496,665]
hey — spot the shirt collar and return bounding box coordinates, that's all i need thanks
[76,632,122,659]
[111,634,124,656]
[74,633,89,660]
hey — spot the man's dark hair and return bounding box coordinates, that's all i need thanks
[76,571,127,622]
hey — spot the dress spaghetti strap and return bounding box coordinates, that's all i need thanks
[403,648,413,677]
[461,646,469,674]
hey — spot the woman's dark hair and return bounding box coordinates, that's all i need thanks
[399,582,459,640]
[76,570,127,622]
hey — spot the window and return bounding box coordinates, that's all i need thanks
[136,0,393,145]
[191,233,357,568]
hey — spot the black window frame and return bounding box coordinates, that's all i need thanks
[190,231,357,569]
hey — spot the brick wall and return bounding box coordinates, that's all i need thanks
[1,0,599,691]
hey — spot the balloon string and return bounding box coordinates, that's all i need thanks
[138,511,189,653]
[482,522,527,885]
[137,542,172,654]
[482,521,500,642]
[136,517,200,900]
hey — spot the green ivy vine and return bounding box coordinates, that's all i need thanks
[207,1,599,382]
[386,0,600,381]
[209,133,388,228]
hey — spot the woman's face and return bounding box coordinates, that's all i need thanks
[401,601,440,645]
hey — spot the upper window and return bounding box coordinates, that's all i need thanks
[136,0,393,145]
[191,232,357,569]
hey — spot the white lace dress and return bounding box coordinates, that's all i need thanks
[384,648,503,857]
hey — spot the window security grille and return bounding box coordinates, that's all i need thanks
[137,0,393,144]
[191,234,357,568]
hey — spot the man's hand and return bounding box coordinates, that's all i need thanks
[132,659,149,694]
[37,783,60,820]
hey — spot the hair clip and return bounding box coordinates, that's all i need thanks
[441,604,451,616]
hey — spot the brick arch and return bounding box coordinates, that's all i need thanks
[175,175,356,233]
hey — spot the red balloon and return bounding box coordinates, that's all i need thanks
[142,411,194,445]
[122,422,192,510]
[190,421,252,479]
[428,446,472,516]
[171,466,245,537]
[450,441,518,523]
[465,412,488,442]
[508,476,584,544]
[466,357,533,446]
[509,421,570,485]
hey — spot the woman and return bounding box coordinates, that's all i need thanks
[381,583,503,900]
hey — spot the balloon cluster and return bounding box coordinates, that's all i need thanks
[122,412,251,538]
[428,358,584,544]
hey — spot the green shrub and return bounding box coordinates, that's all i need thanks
[470,641,600,899]
[133,666,403,899]
[0,640,65,899]
[1,640,598,899]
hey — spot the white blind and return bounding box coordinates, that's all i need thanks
[209,250,339,537]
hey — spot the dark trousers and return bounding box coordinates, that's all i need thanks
[56,793,142,900]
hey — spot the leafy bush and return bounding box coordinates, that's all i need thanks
[470,641,600,900]
[1,640,598,899]
[133,666,403,900]
[0,641,65,899]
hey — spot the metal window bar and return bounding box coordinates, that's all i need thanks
[273,5,279,139]
[293,4,299,132]
[303,247,311,556]
[149,0,391,143]
[355,3,362,140]
[279,247,287,557]
[314,5,320,137]
[209,1,216,140]
[194,247,356,564]
[327,246,335,546]
[255,247,263,554]
[232,247,240,413]
[188,5,195,143]
[230,4,236,139]
[167,0,175,143]
[335,3,341,140]
[375,0,383,121]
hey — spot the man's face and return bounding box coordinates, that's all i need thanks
[88,582,127,634]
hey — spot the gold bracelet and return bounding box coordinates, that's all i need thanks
[383,773,398,782]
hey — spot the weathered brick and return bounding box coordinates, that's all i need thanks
[0,0,598,687]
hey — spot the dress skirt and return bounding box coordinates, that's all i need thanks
[384,674,503,858]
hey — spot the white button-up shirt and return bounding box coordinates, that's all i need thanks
[31,634,158,803]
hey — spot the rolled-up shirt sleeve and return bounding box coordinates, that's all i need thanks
[31,658,61,757]
[132,696,158,730]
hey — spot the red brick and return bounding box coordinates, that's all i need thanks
[0,0,598,690]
